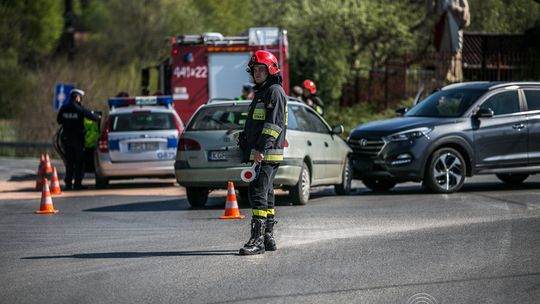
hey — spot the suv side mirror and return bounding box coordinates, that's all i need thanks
[474,108,494,118]
[395,107,408,117]
[331,125,344,134]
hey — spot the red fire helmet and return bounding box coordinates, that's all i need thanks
[247,50,280,75]
[303,79,317,94]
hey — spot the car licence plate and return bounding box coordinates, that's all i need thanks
[129,142,159,151]
[208,150,227,161]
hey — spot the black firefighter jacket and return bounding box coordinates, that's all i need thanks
[240,77,287,163]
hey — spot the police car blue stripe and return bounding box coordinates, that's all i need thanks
[167,137,178,148]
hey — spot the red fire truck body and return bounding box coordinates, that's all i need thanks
[150,27,289,123]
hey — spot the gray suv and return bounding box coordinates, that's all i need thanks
[348,82,540,193]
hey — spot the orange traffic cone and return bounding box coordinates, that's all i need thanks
[35,178,59,214]
[219,181,245,219]
[50,167,62,195]
[35,154,45,190]
[43,153,53,174]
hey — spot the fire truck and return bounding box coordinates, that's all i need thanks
[143,27,290,123]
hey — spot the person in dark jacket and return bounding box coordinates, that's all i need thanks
[302,79,324,115]
[238,50,287,255]
[57,89,101,190]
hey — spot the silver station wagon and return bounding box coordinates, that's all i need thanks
[175,98,352,207]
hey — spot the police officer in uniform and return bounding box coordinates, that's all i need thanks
[238,50,287,255]
[57,89,101,190]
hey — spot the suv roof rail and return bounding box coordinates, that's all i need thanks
[489,82,540,90]
[442,81,491,90]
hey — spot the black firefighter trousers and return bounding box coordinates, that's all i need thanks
[248,162,279,218]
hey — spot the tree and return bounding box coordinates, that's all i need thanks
[0,0,63,118]
[79,0,171,66]
[468,0,540,33]
[282,0,431,104]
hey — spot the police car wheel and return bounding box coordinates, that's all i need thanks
[290,162,310,205]
[186,187,209,207]
[95,174,109,189]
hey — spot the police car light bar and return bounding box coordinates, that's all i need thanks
[108,96,173,108]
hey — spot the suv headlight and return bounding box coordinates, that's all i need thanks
[383,127,432,142]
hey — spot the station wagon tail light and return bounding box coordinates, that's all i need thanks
[98,118,111,153]
[178,138,200,151]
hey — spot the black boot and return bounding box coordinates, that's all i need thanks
[264,218,277,251]
[239,218,266,255]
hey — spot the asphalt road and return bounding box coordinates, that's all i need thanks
[0,157,539,303]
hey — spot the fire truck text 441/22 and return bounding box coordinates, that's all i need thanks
[173,66,208,79]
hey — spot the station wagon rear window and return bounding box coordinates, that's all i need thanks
[110,112,176,132]
[188,106,250,131]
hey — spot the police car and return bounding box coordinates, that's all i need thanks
[94,96,183,188]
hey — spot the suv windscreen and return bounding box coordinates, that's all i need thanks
[406,89,486,118]
[188,105,249,131]
[110,112,176,132]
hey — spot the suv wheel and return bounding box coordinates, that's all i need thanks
[362,178,396,192]
[335,156,352,195]
[186,187,209,207]
[289,162,310,205]
[496,173,529,185]
[424,147,466,193]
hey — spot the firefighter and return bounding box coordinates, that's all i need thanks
[235,82,255,100]
[302,79,325,115]
[238,50,287,255]
[57,89,101,190]
[291,85,303,100]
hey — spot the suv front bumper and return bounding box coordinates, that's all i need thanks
[350,140,428,182]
